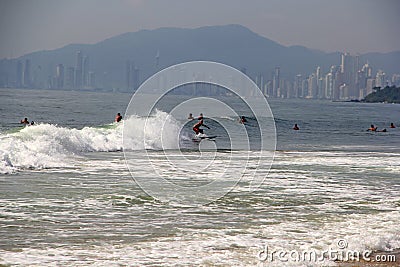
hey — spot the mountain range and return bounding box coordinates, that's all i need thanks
[0,24,399,89]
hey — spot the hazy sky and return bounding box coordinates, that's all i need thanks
[0,0,399,59]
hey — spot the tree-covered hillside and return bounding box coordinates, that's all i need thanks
[363,86,400,103]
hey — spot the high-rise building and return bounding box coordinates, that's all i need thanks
[132,66,140,91]
[56,64,64,89]
[375,70,386,88]
[75,51,83,88]
[23,59,31,88]
[65,67,75,89]
[301,79,308,98]
[294,74,302,98]
[325,73,333,99]
[285,80,293,98]
[156,50,160,70]
[16,61,23,88]
[273,67,280,97]
[332,71,343,100]
[125,61,140,91]
[307,73,317,98]
[361,63,372,78]
[341,53,353,84]
[392,74,400,87]
[88,71,96,88]
[366,78,376,96]
[316,66,321,82]
[318,78,325,99]
[82,56,89,87]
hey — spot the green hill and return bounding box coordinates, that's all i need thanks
[363,86,400,103]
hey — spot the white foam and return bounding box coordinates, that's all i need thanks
[0,110,182,173]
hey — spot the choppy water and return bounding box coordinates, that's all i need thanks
[0,88,399,266]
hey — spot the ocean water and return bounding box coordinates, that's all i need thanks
[0,88,400,266]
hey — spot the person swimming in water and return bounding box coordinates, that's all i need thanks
[390,122,396,128]
[20,118,29,124]
[30,121,35,126]
[293,124,300,130]
[239,116,247,124]
[367,124,377,131]
[188,113,194,120]
[193,116,210,135]
[115,113,122,122]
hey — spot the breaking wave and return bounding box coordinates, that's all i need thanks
[0,110,182,173]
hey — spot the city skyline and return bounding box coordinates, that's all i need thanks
[1,0,400,59]
[9,47,400,102]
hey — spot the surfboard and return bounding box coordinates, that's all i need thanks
[192,135,217,142]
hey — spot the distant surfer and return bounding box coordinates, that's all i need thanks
[390,122,396,128]
[20,118,29,124]
[115,113,122,122]
[367,124,377,131]
[188,113,194,120]
[193,117,210,135]
[293,124,300,130]
[30,121,35,126]
[239,116,247,124]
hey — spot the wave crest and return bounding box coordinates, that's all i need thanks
[0,110,181,173]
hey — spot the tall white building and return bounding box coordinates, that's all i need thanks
[375,70,386,88]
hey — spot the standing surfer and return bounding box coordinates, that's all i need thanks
[193,116,210,135]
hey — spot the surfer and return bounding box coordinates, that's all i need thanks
[390,122,396,128]
[30,121,35,126]
[115,113,122,122]
[367,124,377,131]
[20,118,29,124]
[293,124,300,130]
[193,117,210,135]
[188,113,194,120]
[239,116,247,124]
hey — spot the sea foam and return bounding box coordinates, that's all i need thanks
[0,110,181,173]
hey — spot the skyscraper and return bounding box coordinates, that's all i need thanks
[56,64,64,89]
[88,71,96,88]
[23,59,31,88]
[375,70,386,88]
[65,67,75,89]
[16,61,23,88]
[273,67,280,97]
[307,73,317,98]
[325,73,333,99]
[75,51,83,88]
[82,56,89,87]
[341,53,353,84]
[294,74,302,98]
[132,66,140,91]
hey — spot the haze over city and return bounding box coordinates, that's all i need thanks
[1,0,400,59]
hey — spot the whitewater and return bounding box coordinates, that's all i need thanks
[0,110,183,174]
